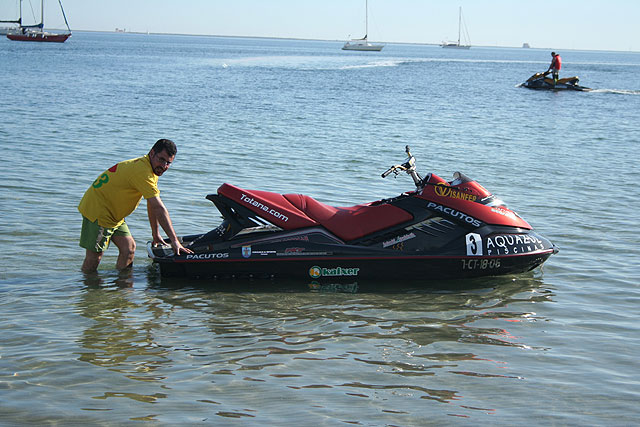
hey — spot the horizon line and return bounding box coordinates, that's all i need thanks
[5,27,638,54]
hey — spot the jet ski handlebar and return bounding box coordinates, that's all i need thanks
[381,145,424,189]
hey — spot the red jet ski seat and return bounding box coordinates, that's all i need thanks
[216,183,413,242]
[283,193,413,241]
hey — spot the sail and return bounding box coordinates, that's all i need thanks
[0,0,21,24]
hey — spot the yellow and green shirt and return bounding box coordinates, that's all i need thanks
[78,155,159,228]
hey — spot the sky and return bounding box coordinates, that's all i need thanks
[2,0,639,52]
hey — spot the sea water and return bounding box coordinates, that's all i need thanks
[1,32,639,424]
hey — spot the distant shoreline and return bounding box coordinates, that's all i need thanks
[19,28,639,53]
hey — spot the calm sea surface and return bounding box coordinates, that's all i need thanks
[1,32,639,425]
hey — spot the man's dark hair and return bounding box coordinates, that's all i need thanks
[152,138,177,157]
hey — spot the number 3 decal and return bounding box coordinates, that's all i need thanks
[92,173,109,189]
[465,233,483,256]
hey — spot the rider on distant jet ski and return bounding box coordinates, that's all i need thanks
[546,52,562,86]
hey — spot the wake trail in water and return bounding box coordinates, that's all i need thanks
[512,85,640,95]
[589,88,640,95]
[340,60,407,69]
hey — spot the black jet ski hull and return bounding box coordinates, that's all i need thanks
[523,82,591,91]
[152,249,554,281]
[148,225,556,281]
[522,73,591,91]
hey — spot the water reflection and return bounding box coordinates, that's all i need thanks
[76,269,173,409]
[74,266,555,420]
[82,268,134,289]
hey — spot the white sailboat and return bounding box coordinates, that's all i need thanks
[342,0,384,51]
[441,6,470,49]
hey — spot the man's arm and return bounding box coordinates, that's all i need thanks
[147,196,193,255]
[147,200,164,245]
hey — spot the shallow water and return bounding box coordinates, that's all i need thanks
[1,33,639,424]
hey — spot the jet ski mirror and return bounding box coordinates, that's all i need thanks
[382,145,423,190]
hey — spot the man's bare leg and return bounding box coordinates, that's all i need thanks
[82,249,103,273]
[112,235,136,270]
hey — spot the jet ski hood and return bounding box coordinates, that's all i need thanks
[418,172,532,229]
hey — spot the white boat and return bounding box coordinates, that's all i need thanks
[342,0,384,51]
[342,36,384,52]
[441,6,470,49]
[0,3,21,34]
[0,26,18,35]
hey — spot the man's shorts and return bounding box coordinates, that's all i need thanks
[79,217,131,252]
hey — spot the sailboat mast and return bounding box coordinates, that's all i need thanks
[457,6,461,46]
[58,0,71,32]
[365,0,368,39]
[40,0,44,28]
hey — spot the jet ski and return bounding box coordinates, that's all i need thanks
[147,146,558,281]
[521,72,591,91]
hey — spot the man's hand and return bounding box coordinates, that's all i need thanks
[171,239,193,255]
[152,234,168,247]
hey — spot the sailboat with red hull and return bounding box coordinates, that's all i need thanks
[7,31,70,42]
[5,0,71,43]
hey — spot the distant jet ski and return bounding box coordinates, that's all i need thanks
[521,72,591,91]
